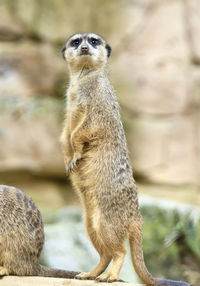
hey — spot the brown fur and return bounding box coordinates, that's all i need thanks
[60,33,189,286]
[0,185,79,278]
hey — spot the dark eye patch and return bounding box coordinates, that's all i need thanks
[88,37,100,47]
[70,38,82,48]
[61,45,66,60]
[106,43,112,58]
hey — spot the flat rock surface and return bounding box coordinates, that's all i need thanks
[0,276,144,286]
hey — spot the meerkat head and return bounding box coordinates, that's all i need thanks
[61,33,112,74]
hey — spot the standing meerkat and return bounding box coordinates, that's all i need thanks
[0,185,79,278]
[60,32,189,286]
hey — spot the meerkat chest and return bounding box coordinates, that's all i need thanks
[66,82,86,131]
[67,83,79,108]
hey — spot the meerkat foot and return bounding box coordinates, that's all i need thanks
[0,266,9,276]
[75,272,96,280]
[96,273,118,283]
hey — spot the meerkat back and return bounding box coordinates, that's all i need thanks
[0,185,79,278]
[0,185,44,275]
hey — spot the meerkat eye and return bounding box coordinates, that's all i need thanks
[89,38,100,47]
[70,38,82,48]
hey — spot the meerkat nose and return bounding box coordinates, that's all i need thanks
[81,45,89,54]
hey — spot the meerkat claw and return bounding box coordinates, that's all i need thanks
[66,159,79,173]
[75,272,95,280]
[96,273,117,283]
[66,153,82,173]
[67,161,75,173]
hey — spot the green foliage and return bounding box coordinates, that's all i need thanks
[178,216,200,261]
[141,206,198,280]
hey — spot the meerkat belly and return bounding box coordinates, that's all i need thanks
[67,106,82,134]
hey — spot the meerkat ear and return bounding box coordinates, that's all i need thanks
[106,44,112,58]
[61,45,66,60]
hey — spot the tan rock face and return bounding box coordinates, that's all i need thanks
[0,0,199,187]
[1,0,125,42]
[0,96,64,176]
[184,0,200,64]
[0,42,66,96]
[112,0,200,185]
[127,116,198,185]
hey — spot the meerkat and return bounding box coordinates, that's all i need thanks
[60,32,189,286]
[0,185,79,278]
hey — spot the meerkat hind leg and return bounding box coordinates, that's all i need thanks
[75,215,112,280]
[75,251,111,280]
[96,244,126,282]
[95,221,127,282]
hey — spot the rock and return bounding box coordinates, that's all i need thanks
[184,0,200,64]
[0,276,143,286]
[112,0,190,115]
[138,184,199,207]
[0,95,65,177]
[0,42,66,97]
[1,0,128,42]
[111,0,199,185]
[0,2,23,41]
[0,0,199,188]
[126,115,198,185]
[0,41,68,178]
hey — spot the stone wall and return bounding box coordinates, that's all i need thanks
[111,0,200,186]
[0,0,199,188]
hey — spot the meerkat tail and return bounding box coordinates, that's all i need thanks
[129,231,157,286]
[37,264,80,279]
[129,233,190,286]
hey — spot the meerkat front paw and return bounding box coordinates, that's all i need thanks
[66,152,82,173]
[67,160,77,173]
[75,272,96,280]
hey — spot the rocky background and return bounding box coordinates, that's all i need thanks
[0,0,200,284]
[0,0,199,193]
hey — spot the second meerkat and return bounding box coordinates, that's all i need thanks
[60,33,189,286]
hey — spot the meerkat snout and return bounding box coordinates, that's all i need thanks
[80,45,89,55]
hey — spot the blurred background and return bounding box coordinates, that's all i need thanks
[0,0,199,284]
